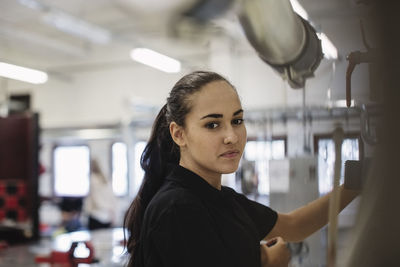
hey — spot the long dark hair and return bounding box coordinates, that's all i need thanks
[123,71,234,265]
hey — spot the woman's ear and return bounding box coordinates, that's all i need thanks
[170,122,186,147]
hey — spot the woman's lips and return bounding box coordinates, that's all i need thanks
[220,150,240,158]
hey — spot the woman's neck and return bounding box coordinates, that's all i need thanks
[179,160,222,190]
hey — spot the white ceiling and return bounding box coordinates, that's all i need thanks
[0,0,376,127]
[1,0,224,68]
[0,0,373,69]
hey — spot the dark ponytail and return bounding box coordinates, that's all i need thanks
[123,104,178,264]
[123,71,234,265]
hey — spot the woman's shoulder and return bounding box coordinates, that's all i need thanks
[221,185,242,199]
[152,182,202,208]
[146,181,204,216]
[143,182,207,231]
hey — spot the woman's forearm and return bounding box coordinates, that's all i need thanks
[268,185,360,242]
[288,185,359,241]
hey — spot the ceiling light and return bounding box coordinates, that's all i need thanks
[43,11,112,44]
[18,0,111,44]
[0,62,48,84]
[18,0,45,11]
[335,99,354,107]
[291,0,338,60]
[290,0,309,20]
[130,48,181,73]
[318,33,338,60]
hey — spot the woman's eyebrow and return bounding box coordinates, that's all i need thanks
[201,113,222,120]
[234,109,243,116]
[200,109,243,120]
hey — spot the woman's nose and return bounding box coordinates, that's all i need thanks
[223,126,238,145]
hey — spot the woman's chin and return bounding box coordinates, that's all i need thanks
[219,164,240,174]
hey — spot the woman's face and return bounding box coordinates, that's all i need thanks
[177,80,247,180]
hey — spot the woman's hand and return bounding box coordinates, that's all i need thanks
[260,237,291,267]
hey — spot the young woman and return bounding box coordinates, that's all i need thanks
[124,71,359,267]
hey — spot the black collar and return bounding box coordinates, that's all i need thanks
[166,164,230,204]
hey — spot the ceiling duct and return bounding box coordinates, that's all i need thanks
[238,0,323,88]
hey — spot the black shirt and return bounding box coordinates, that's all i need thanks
[133,165,278,267]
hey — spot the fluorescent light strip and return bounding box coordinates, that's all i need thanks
[19,0,111,44]
[0,62,48,84]
[18,0,45,11]
[335,99,354,107]
[130,48,181,73]
[290,0,309,20]
[43,11,111,44]
[318,33,338,60]
[290,0,338,60]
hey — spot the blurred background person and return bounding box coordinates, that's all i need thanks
[84,159,118,230]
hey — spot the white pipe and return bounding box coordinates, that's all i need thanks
[238,0,306,65]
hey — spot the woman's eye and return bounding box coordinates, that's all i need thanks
[205,122,219,129]
[232,118,244,125]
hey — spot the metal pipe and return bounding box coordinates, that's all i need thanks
[238,0,306,64]
[238,0,323,88]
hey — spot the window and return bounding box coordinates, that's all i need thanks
[111,142,128,196]
[53,145,90,197]
[243,139,286,195]
[317,137,360,195]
